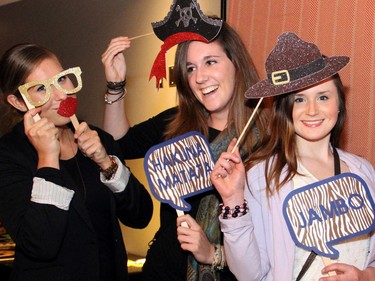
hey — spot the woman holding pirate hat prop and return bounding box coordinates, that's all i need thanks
[101,0,268,280]
[211,32,375,281]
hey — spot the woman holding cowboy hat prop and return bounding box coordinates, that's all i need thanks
[211,32,375,281]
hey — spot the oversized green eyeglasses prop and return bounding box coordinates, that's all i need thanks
[18,67,82,107]
[18,67,82,128]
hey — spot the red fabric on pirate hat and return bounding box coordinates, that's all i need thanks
[245,32,349,99]
[149,0,222,89]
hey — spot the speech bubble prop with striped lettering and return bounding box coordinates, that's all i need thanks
[144,131,215,211]
[283,173,375,258]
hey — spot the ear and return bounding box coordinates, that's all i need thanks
[7,95,28,112]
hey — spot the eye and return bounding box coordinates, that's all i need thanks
[186,65,196,73]
[294,96,304,103]
[57,75,68,84]
[319,95,329,101]
[206,59,217,66]
[36,85,46,92]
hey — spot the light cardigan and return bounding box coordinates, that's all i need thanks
[220,149,375,281]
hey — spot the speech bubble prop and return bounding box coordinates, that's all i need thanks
[283,173,375,258]
[144,131,215,211]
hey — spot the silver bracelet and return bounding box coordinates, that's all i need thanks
[104,88,127,105]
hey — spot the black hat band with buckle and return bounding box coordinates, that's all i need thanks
[267,57,326,86]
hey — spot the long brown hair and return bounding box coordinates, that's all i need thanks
[246,74,346,194]
[0,43,58,136]
[164,22,268,153]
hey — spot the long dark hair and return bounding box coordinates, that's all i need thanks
[164,21,268,153]
[246,74,346,194]
[0,43,58,136]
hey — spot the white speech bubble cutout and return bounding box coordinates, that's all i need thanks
[283,173,375,258]
[144,131,215,211]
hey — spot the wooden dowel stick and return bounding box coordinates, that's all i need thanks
[176,210,188,228]
[231,97,263,153]
[129,32,154,41]
[22,96,41,122]
[321,257,337,276]
[70,114,80,130]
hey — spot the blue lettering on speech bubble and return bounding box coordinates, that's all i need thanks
[283,173,375,258]
[297,194,365,228]
[144,131,215,211]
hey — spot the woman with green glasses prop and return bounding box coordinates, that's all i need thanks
[0,43,153,281]
[17,66,82,108]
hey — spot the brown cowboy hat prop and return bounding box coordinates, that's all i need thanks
[232,32,350,152]
[245,32,349,99]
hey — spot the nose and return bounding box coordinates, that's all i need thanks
[51,86,67,101]
[195,67,208,84]
[307,100,318,115]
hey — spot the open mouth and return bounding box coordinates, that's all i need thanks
[202,85,218,95]
[302,119,323,127]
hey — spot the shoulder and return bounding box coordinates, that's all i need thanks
[337,149,374,171]
[153,107,178,120]
[0,121,29,152]
[337,149,375,189]
[131,107,178,136]
[0,122,37,170]
[131,107,177,129]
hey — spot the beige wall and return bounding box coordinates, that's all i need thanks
[0,0,221,257]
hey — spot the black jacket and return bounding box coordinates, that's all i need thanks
[118,107,236,280]
[0,122,153,281]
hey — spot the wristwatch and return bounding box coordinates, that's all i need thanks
[101,156,118,180]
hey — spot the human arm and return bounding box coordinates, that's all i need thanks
[319,263,375,281]
[92,125,153,228]
[24,107,60,170]
[74,121,114,172]
[176,214,215,265]
[211,139,270,281]
[115,107,177,159]
[104,43,178,159]
[114,172,153,229]
[0,117,74,260]
[210,138,245,208]
[24,108,74,212]
[102,36,131,140]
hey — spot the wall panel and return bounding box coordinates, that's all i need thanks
[229,0,375,166]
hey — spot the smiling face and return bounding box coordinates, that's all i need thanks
[23,57,76,126]
[292,78,340,145]
[186,40,236,121]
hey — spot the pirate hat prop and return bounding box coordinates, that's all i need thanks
[245,32,349,98]
[149,0,223,88]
